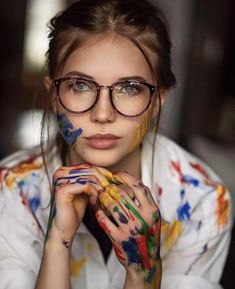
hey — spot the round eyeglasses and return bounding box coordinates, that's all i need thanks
[54,77,156,117]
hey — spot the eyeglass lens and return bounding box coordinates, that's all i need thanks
[58,78,152,116]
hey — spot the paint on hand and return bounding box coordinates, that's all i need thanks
[113,206,128,224]
[99,191,116,207]
[57,113,83,148]
[123,198,149,234]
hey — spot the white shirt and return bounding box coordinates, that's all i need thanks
[0,131,232,289]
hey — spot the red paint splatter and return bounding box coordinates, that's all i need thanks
[113,244,126,262]
[96,212,112,235]
[135,235,151,269]
[157,185,162,197]
[190,162,210,180]
[152,221,161,243]
[171,161,184,182]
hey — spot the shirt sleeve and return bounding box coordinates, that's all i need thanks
[153,137,233,289]
[160,176,232,288]
[0,181,43,289]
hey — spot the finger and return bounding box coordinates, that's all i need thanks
[53,166,94,187]
[55,181,99,206]
[107,201,130,227]
[95,166,125,185]
[118,190,150,234]
[83,166,116,188]
[95,209,119,240]
[102,184,140,224]
[115,171,150,207]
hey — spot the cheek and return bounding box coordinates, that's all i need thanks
[56,112,83,148]
[129,111,152,152]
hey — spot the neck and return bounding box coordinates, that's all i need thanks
[66,146,142,180]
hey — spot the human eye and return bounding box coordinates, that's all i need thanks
[73,79,91,92]
[118,81,142,96]
[66,78,92,94]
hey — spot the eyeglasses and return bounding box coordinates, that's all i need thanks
[54,77,156,117]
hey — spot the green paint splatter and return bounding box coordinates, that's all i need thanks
[122,199,148,233]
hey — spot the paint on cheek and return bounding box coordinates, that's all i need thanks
[129,112,151,152]
[57,113,83,148]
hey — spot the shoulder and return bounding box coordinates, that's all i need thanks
[153,134,224,187]
[144,132,232,229]
[0,146,44,190]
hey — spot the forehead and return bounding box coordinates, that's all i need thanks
[61,34,157,83]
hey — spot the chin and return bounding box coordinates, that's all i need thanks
[79,150,124,169]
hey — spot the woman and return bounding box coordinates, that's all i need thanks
[0,0,232,288]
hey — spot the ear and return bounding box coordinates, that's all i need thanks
[44,76,57,113]
[152,88,168,118]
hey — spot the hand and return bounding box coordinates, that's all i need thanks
[95,170,162,288]
[46,164,108,247]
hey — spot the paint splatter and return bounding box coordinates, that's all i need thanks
[216,184,229,228]
[177,190,191,221]
[162,220,182,249]
[113,206,128,224]
[71,258,87,277]
[186,243,208,274]
[57,113,83,147]
[130,112,151,152]
[122,236,140,264]
[190,162,210,179]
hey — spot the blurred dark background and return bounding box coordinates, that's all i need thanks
[0,0,234,287]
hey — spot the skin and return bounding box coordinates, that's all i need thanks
[36,34,166,289]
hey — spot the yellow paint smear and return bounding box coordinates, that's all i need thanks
[71,257,87,277]
[161,220,182,250]
[130,112,151,152]
[99,191,116,207]
[103,171,124,184]
[216,184,229,228]
[105,184,121,201]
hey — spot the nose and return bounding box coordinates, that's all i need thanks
[90,86,116,123]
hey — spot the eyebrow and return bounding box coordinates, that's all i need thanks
[64,71,149,83]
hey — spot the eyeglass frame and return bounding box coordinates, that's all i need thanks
[54,76,157,118]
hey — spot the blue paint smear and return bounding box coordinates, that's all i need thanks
[177,201,191,221]
[119,212,128,224]
[202,243,208,253]
[57,113,83,147]
[180,189,185,199]
[69,169,89,175]
[146,266,157,283]
[29,196,41,213]
[183,175,200,187]
[122,237,140,264]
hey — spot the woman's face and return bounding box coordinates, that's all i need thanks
[53,34,160,168]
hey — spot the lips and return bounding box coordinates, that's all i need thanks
[84,134,121,149]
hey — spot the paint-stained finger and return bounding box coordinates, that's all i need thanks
[115,171,150,207]
[55,181,99,206]
[95,209,119,240]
